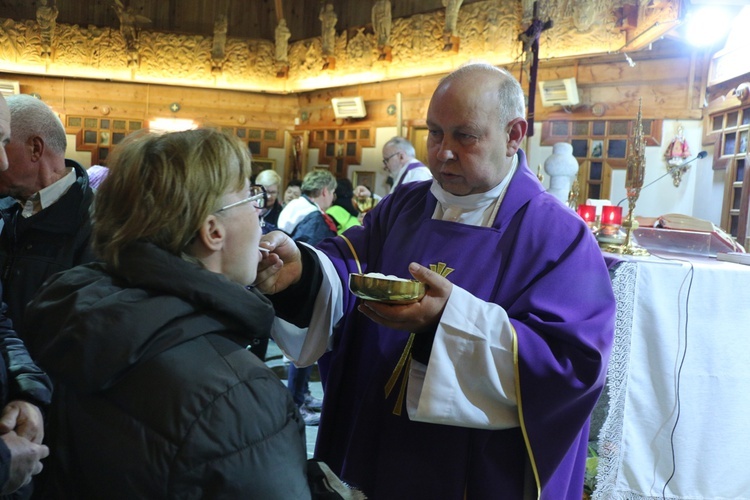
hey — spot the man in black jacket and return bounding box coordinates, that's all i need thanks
[0,94,95,334]
[0,297,51,496]
[0,91,53,496]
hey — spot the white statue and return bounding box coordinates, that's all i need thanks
[211,14,228,61]
[319,4,337,57]
[36,0,58,58]
[442,0,464,36]
[372,0,392,48]
[275,19,291,62]
[112,0,151,66]
[544,143,579,203]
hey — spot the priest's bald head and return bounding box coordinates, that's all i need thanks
[426,62,528,196]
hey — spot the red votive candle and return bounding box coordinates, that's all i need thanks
[577,204,596,224]
[601,205,623,226]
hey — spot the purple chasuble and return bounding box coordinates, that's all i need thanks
[391,160,427,191]
[315,150,615,500]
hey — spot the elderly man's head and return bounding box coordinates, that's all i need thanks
[381,136,417,177]
[426,63,527,196]
[0,94,68,201]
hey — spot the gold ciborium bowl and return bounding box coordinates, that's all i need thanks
[348,273,426,304]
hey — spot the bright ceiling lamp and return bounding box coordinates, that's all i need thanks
[149,118,196,133]
[685,6,733,47]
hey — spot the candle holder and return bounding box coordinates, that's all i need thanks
[600,200,649,255]
[596,205,626,246]
[577,204,598,231]
[599,99,650,256]
[601,205,622,226]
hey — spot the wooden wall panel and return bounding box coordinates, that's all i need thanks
[1,41,706,177]
[4,44,702,130]
[534,53,705,122]
[289,44,705,129]
[8,74,297,128]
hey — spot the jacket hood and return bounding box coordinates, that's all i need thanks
[25,242,275,393]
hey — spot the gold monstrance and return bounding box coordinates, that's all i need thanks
[600,98,650,255]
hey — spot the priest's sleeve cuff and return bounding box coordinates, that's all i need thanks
[411,329,437,364]
[269,243,323,328]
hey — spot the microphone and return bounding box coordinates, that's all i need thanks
[616,151,707,207]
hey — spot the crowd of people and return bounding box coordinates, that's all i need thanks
[0,62,614,499]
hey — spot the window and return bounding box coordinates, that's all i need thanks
[705,104,750,248]
[220,126,284,158]
[309,127,375,178]
[65,116,144,165]
[541,119,662,205]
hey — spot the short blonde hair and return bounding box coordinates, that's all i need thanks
[255,169,281,187]
[93,128,252,267]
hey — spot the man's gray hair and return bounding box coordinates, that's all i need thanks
[441,62,526,128]
[301,170,336,197]
[6,94,67,155]
[384,136,416,158]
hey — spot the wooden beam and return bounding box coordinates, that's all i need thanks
[275,0,283,23]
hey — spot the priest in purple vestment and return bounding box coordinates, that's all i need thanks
[257,62,615,500]
[381,136,432,192]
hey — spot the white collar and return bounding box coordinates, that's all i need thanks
[430,155,518,226]
[19,167,76,218]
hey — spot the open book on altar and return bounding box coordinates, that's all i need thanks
[632,213,744,257]
[655,213,715,232]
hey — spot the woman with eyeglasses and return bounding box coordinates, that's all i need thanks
[22,129,311,498]
[255,168,283,229]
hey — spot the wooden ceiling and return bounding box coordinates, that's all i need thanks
[1,0,485,46]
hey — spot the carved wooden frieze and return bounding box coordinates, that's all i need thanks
[0,0,680,93]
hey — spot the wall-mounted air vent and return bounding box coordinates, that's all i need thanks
[331,96,366,118]
[0,81,20,98]
[538,78,579,107]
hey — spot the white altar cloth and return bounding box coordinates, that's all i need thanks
[594,253,750,499]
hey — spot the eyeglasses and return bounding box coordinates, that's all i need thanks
[382,152,399,165]
[216,185,266,213]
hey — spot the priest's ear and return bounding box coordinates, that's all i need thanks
[505,118,528,156]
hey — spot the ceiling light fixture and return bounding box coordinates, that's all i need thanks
[149,118,197,133]
[685,6,732,47]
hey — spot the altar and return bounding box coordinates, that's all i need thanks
[593,252,750,499]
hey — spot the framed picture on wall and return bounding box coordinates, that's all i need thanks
[591,140,603,158]
[353,171,375,189]
[251,157,275,177]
